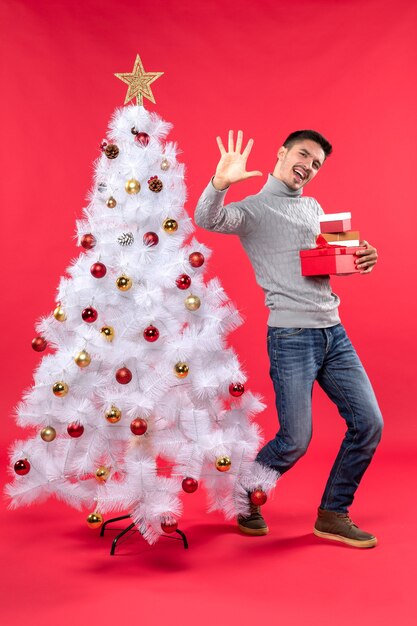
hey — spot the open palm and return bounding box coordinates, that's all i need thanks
[213,130,262,190]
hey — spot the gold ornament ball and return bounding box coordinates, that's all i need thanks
[116,275,132,291]
[125,178,141,195]
[95,466,110,482]
[106,196,117,208]
[215,456,232,472]
[100,325,114,341]
[40,426,57,442]
[53,305,66,322]
[86,512,103,529]
[105,405,122,423]
[160,158,170,171]
[174,362,189,378]
[52,381,69,397]
[163,218,178,233]
[74,350,91,368]
[185,294,201,311]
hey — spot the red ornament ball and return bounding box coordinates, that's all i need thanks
[189,252,205,268]
[81,233,96,249]
[14,459,31,475]
[143,325,159,342]
[32,336,47,352]
[130,418,148,435]
[161,520,178,534]
[67,422,84,438]
[116,367,132,384]
[176,274,191,290]
[90,262,107,278]
[250,489,268,506]
[143,232,159,247]
[182,477,199,493]
[229,382,245,397]
[134,132,150,147]
[82,307,98,323]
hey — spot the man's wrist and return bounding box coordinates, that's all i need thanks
[212,175,230,191]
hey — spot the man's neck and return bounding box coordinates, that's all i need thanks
[264,174,302,197]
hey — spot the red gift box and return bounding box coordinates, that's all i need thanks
[319,212,352,233]
[300,235,366,276]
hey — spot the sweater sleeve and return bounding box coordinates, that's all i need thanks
[194,179,257,236]
[314,199,325,216]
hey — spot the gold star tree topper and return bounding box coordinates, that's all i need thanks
[115,54,164,106]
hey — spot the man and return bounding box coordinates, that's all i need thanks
[194,130,383,548]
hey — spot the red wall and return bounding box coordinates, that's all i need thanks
[1,0,416,454]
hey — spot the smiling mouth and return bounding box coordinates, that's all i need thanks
[293,167,307,183]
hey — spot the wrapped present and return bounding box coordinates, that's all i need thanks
[322,230,360,245]
[319,212,351,233]
[300,235,366,276]
[327,240,360,247]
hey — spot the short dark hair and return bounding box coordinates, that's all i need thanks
[283,130,333,157]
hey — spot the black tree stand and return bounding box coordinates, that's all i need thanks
[100,514,189,555]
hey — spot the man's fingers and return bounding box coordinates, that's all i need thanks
[356,249,376,259]
[244,170,263,179]
[235,130,243,153]
[358,252,376,259]
[356,256,375,266]
[219,130,254,156]
[242,138,254,159]
[216,136,226,155]
[228,130,234,153]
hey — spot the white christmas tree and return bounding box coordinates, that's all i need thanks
[7,56,277,544]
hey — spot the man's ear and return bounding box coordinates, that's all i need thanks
[277,145,287,161]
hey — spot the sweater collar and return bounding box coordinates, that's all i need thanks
[263,174,302,197]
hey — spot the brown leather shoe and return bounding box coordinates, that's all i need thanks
[314,508,377,548]
[238,503,269,536]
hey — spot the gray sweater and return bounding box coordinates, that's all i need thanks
[194,174,341,328]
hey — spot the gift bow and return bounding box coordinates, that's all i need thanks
[315,234,345,249]
[314,234,348,254]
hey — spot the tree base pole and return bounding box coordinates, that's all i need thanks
[100,514,189,555]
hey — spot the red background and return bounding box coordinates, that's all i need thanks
[1,1,416,624]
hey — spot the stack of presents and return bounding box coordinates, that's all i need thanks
[300,212,366,276]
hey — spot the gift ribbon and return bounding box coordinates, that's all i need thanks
[315,234,345,248]
[313,234,349,255]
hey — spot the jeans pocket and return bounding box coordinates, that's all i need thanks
[271,327,305,338]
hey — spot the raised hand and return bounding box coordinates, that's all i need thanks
[212,130,263,190]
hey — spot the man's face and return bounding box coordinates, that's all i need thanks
[274,139,326,190]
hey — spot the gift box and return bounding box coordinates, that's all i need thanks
[300,235,366,276]
[322,230,360,243]
[327,240,360,247]
[319,212,352,233]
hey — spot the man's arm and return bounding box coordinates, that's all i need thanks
[194,179,255,235]
[194,130,262,235]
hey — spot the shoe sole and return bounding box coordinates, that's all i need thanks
[313,528,377,548]
[238,523,269,536]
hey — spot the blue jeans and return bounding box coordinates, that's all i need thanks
[256,324,383,513]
